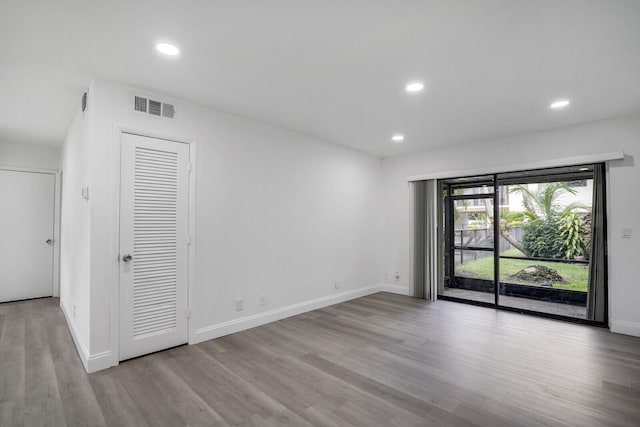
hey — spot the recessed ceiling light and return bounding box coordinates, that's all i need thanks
[550,99,570,109]
[579,167,589,171]
[391,134,405,143]
[405,82,424,93]
[156,42,180,56]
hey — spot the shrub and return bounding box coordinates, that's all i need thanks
[558,210,584,259]
[521,220,562,258]
[581,211,592,260]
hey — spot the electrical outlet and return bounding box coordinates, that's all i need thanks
[623,228,632,239]
[395,272,400,282]
[235,298,244,311]
[334,281,340,290]
[260,295,266,306]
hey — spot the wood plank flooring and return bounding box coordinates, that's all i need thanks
[1,293,640,426]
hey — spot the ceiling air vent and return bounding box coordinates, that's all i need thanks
[148,99,162,116]
[81,92,88,112]
[162,103,175,119]
[133,95,175,119]
[134,95,147,113]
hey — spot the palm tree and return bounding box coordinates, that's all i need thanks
[484,182,580,254]
[483,199,525,253]
[511,182,578,222]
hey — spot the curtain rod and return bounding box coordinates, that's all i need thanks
[406,151,625,182]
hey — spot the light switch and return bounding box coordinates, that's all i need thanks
[623,228,632,239]
[81,186,89,200]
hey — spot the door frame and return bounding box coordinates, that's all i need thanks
[439,166,607,327]
[110,125,197,368]
[0,165,61,298]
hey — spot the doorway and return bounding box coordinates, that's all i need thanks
[119,133,190,360]
[439,164,606,324]
[0,169,55,302]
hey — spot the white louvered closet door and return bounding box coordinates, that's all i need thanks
[119,133,190,361]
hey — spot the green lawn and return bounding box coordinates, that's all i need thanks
[456,248,589,291]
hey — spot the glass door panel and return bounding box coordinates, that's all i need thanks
[441,194,496,304]
[497,180,593,319]
[449,250,495,304]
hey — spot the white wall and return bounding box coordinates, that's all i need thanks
[83,78,383,368]
[0,140,60,170]
[59,102,93,369]
[381,113,640,336]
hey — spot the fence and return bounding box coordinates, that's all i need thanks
[454,227,523,265]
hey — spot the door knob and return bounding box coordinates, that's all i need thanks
[122,254,133,263]
[46,239,53,245]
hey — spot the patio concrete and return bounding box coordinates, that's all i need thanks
[441,288,588,319]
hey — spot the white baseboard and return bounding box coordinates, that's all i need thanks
[610,320,640,337]
[60,300,114,373]
[60,300,90,372]
[63,284,388,372]
[380,284,411,296]
[191,284,383,345]
[86,350,114,373]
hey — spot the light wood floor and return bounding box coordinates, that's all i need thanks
[1,293,640,426]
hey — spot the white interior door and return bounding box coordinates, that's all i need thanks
[0,170,55,302]
[119,133,190,361]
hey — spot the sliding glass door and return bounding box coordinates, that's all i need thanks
[443,180,497,304]
[439,165,606,324]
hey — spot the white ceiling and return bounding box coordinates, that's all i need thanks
[2,0,640,156]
